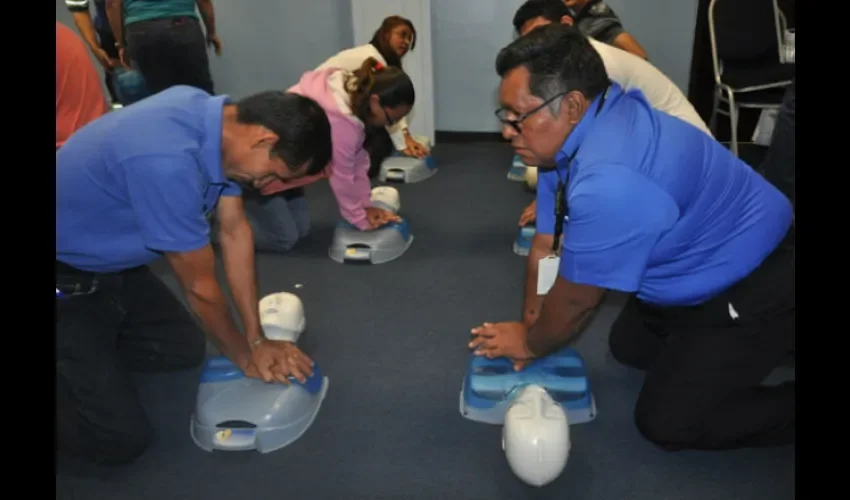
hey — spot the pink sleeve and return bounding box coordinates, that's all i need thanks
[328,125,373,230]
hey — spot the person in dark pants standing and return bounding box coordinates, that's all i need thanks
[759,79,795,211]
[105,0,221,95]
[470,25,794,452]
[66,0,121,104]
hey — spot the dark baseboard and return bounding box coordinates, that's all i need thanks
[436,131,505,143]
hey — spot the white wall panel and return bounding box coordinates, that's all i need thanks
[351,0,436,144]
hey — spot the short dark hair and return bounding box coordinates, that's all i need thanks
[235,91,332,176]
[512,0,575,34]
[495,23,609,107]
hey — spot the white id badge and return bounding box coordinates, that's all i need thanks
[537,255,560,295]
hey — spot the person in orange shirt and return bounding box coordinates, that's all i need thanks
[56,22,109,150]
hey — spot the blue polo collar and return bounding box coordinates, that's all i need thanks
[201,94,232,185]
[554,82,617,169]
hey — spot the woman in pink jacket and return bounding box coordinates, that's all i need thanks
[243,57,415,252]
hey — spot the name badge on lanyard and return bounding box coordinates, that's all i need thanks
[536,87,608,296]
[537,163,572,295]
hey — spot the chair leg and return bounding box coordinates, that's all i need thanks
[708,86,720,133]
[727,93,739,157]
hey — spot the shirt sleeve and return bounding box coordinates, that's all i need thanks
[559,164,679,292]
[221,180,242,197]
[577,3,626,45]
[328,134,373,230]
[66,0,90,12]
[123,155,211,253]
[534,167,561,235]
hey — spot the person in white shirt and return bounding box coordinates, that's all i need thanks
[318,15,430,178]
[513,0,712,225]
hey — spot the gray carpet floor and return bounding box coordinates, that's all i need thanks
[56,142,794,500]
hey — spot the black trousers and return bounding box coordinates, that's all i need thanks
[364,126,396,179]
[125,16,214,95]
[96,28,120,103]
[759,79,796,210]
[55,261,206,465]
[608,231,795,451]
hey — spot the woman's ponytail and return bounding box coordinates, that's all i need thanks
[344,57,415,124]
[345,57,382,116]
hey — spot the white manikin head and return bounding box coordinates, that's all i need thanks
[502,384,570,487]
[258,292,305,343]
[370,186,401,213]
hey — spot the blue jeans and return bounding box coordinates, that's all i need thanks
[243,189,310,253]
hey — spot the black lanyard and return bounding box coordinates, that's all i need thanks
[551,89,608,254]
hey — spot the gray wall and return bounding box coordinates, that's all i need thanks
[432,0,700,132]
[56,0,698,133]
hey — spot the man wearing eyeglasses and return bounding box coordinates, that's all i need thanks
[469,25,795,451]
[511,0,710,227]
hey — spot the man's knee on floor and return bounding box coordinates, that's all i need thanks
[633,398,692,452]
[295,214,311,239]
[102,426,153,465]
[76,418,154,466]
[608,327,642,368]
[256,232,301,253]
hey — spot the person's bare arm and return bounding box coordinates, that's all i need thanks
[69,10,100,52]
[165,245,253,369]
[215,195,263,346]
[195,0,217,38]
[105,0,123,50]
[216,196,263,345]
[523,233,555,326]
[612,32,648,59]
[526,276,607,357]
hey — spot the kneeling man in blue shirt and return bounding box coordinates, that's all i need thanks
[56,86,332,465]
[470,25,794,451]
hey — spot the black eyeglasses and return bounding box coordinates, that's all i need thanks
[494,91,569,133]
[383,107,396,126]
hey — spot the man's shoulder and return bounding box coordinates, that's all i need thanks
[580,1,620,20]
[154,85,215,105]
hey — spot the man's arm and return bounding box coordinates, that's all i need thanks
[105,0,123,52]
[522,168,560,325]
[526,164,680,355]
[214,192,264,347]
[523,233,554,325]
[66,1,100,52]
[526,276,606,356]
[612,32,648,60]
[195,0,217,40]
[165,246,253,369]
[576,2,648,59]
[124,156,253,369]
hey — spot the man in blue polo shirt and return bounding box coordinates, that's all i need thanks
[56,85,332,465]
[469,25,794,451]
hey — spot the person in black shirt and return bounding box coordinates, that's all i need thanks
[565,0,648,58]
